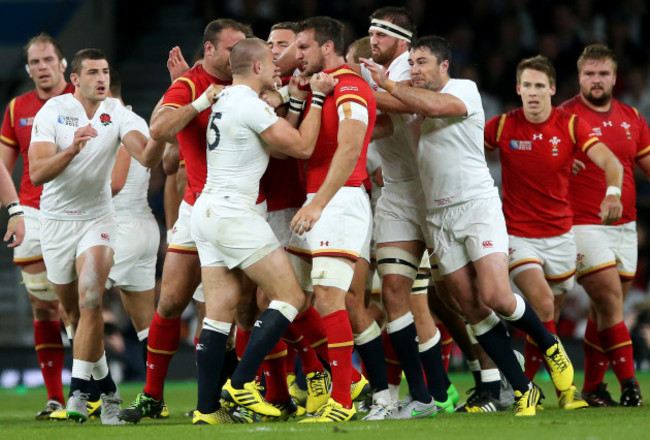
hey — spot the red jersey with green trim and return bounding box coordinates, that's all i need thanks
[560,96,650,225]
[303,64,376,193]
[162,64,231,206]
[485,107,598,237]
[1,84,75,209]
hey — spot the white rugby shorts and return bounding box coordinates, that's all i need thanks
[106,215,160,292]
[267,207,298,248]
[41,212,116,285]
[13,206,43,266]
[508,231,576,292]
[374,181,427,245]
[191,195,280,270]
[426,196,508,276]
[288,186,372,262]
[573,221,637,281]
[168,200,197,254]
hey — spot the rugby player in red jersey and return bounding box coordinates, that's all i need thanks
[0,33,75,420]
[485,55,622,410]
[560,44,650,407]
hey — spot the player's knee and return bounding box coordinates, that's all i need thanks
[288,252,314,292]
[376,247,419,280]
[80,286,102,309]
[22,271,58,302]
[311,257,354,292]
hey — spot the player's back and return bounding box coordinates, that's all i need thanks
[202,85,278,206]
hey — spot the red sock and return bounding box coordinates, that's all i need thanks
[144,312,181,400]
[583,317,609,392]
[262,340,290,403]
[284,323,324,374]
[286,347,296,375]
[383,329,402,386]
[524,336,543,381]
[34,320,65,404]
[235,327,250,360]
[600,321,636,386]
[291,306,329,362]
[235,327,262,382]
[437,323,453,372]
[323,310,353,408]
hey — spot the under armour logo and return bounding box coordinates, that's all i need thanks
[331,360,339,367]
[254,320,262,328]
[415,336,419,343]
[603,121,613,127]
[533,133,543,140]
[196,343,205,351]
[320,241,329,246]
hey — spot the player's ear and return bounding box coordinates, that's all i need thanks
[61,58,68,70]
[25,64,31,76]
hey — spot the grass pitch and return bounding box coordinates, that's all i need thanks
[2,372,649,440]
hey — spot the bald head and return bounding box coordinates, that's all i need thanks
[229,38,271,76]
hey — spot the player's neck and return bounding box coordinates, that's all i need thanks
[232,77,261,94]
[323,55,346,72]
[524,105,552,124]
[73,91,102,119]
[35,80,67,100]
[384,49,407,68]
[579,93,612,113]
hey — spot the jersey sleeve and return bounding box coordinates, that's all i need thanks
[635,113,650,160]
[30,102,58,144]
[484,114,504,151]
[246,99,279,134]
[447,80,483,119]
[0,99,18,147]
[118,107,150,140]
[570,114,599,154]
[334,76,372,125]
[162,77,196,109]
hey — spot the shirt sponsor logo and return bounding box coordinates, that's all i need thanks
[509,140,532,150]
[19,117,34,127]
[591,127,602,137]
[482,240,493,248]
[320,241,330,246]
[101,233,110,241]
[339,86,359,92]
[57,115,79,127]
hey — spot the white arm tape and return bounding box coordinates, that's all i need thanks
[337,101,369,125]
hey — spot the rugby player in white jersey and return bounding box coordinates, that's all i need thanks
[363,35,577,416]
[358,7,456,420]
[28,48,164,424]
[106,68,158,370]
[189,38,337,424]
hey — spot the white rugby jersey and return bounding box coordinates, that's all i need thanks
[201,85,278,205]
[113,156,152,219]
[361,51,420,185]
[417,78,497,209]
[31,95,149,220]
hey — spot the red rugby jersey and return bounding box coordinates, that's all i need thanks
[162,64,231,206]
[560,96,650,225]
[1,84,75,209]
[260,157,305,211]
[485,107,599,238]
[303,65,376,193]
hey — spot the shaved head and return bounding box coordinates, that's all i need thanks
[229,38,271,76]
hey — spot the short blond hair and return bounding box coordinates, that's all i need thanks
[577,44,617,73]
